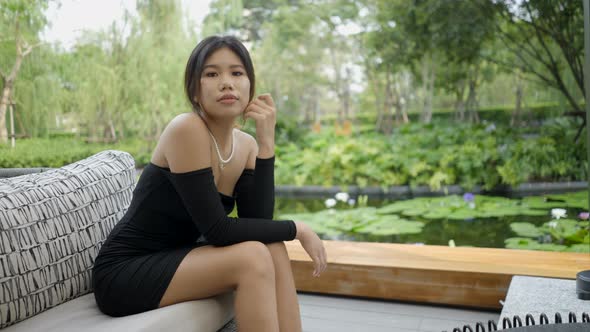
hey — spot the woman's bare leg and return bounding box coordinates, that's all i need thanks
[159,241,279,332]
[266,242,302,332]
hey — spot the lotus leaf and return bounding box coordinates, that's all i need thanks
[510,222,543,237]
[355,215,424,235]
[546,191,588,209]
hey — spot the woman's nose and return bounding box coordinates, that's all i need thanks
[219,75,234,90]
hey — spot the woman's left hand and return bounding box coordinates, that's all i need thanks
[244,94,276,157]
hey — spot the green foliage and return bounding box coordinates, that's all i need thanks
[0,137,151,168]
[374,193,584,221]
[510,223,543,237]
[4,116,585,192]
[280,207,424,237]
[276,118,585,189]
[506,218,589,252]
[498,118,586,186]
[278,191,588,252]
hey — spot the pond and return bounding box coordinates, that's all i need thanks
[274,191,589,252]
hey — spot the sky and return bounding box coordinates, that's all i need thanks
[42,0,213,50]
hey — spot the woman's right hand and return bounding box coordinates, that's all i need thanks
[295,221,327,277]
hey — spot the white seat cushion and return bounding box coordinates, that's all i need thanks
[2,292,234,332]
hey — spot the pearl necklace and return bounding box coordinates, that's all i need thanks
[207,128,235,170]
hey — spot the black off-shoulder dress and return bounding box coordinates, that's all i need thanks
[92,156,295,317]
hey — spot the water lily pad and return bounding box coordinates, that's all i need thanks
[422,208,453,219]
[401,208,428,217]
[534,243,568,251]
[446,209,477,220]
[540,219,581,239]
[510,222,543,237]
[521,196,564,209]
[375,194,577,221]
[355,216,424,235]
[377,199,428,214]
[505,237,540,250]
[518,209,549,216]
[546,191,588,209]
[564,244,590,253]
[279,212,340,236]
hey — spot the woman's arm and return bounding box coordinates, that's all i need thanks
[161,114,295,246]
[165,167,296,246]
[243,95,328,276]
[234,140,276,219]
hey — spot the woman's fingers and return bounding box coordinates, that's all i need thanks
[245,102,266,115]
[313,246,328,277]
[323,246,328,272]
[243,111,264,121]
[257,94,276,108]
[314,255,321,277]
[249,99,273,113]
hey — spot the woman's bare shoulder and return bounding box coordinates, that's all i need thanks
[156,112,211,172]
[235,129,258,157]
[166,112,206,132]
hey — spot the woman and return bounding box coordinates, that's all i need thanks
[92,35,327,332]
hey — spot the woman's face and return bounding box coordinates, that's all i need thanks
[197,47,251,119]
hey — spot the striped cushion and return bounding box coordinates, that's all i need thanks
[0,150,136,329]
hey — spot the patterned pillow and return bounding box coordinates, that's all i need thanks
[0,150,136,328]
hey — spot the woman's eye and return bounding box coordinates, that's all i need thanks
[204,72,217,77]
[233,71,244,76]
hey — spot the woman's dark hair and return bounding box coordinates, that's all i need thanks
[184,35,256,115]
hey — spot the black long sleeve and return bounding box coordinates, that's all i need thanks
[234,156,276,219]
[164,165,295,246]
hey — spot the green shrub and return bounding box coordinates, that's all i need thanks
[1,116,585,190]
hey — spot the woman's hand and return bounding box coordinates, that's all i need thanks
[295,221,328,277]
[244,94,276,158]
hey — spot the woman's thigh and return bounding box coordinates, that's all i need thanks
[158,240,274,308]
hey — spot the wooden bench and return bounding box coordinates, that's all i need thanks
[285,240,590,310]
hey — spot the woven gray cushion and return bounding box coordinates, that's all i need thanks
[0,150,136,329]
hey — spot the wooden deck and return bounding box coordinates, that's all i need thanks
[286,240,590,310]
[298,292,499,332]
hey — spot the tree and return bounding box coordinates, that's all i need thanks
[0,0,48,143]
[416,0,497,123]
[492,0,585,139]
[203,0,362,129]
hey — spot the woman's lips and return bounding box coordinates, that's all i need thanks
[218,94,238,104]
[219,98,237,104]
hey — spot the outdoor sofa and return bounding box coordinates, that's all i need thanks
[0,150,236,332]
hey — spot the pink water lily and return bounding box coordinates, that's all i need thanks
[579,212,590,220]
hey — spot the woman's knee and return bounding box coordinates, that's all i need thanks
[236,241,275,278]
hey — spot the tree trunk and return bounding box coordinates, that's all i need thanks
[0,17,38,143]
[420,54,435,123]
[343,67,352,120]
[313,89,321,129]
[373,73,384,133]
[393,80,408,124]
[426,65,435,123]
[454,79,466,122]
[511,71,524,126]
[303,96,311,124]
[398,72,410,124]
[466,66,479,123]
[420,56,429,123]
[381,71,394,134]
[0,83,13,143]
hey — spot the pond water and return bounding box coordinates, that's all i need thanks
[274,193,588,252]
